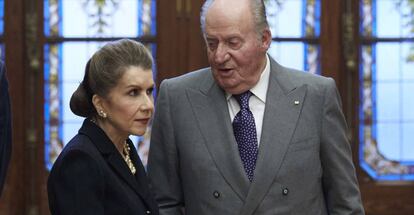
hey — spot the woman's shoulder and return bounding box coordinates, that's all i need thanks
[58,135,97,158]
[65,134,95,151]
[48,134,105,191]
[52,134,101,171]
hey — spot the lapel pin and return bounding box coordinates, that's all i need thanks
[294,100,300,105]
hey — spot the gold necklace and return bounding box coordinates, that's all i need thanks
[90,119,136,174]
[123,142,136,175]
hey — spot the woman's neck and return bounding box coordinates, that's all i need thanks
[93,118,127,155]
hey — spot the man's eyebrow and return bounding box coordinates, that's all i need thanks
[205,36,217,40]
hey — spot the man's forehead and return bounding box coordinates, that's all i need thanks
[205,31,243,40]
[205,4,252,30]
[209,0,248,8]
[206,0,250,20]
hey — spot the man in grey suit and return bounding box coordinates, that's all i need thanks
[148,0,365,214]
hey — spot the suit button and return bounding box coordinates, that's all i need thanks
[282,188,289,195]
[213,191,220,198]
[146,211,151,214]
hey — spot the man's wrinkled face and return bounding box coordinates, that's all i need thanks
[204,0,270,94]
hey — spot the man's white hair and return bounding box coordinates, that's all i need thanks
[200,0,269,37]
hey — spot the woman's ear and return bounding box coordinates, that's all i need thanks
[92,94,108,118]
[92,94,103,113]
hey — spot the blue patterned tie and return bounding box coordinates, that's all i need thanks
[232,91,258,182]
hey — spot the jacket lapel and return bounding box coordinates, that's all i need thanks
[79,120,150,204]
[240,60,308,215]
[106,149,143,196]
[186,73,250,200]
[129,141,158,211]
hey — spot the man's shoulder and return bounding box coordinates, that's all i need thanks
[160,67,212,90]
[276,65,332,87]
[270,57,330,85]
[168,67,211,83]
[271,62,334,96]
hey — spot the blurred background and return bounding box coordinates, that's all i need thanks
[0,0,413,214]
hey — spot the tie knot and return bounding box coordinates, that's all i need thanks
[234,91,252,110]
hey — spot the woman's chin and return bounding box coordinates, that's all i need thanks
[130,128,147,137]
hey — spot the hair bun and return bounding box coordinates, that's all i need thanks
[69,82,95,117]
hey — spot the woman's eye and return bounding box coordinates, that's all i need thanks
[128,89,138,96]
[146,87,154,95]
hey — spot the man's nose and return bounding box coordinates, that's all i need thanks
[214,43,230,64]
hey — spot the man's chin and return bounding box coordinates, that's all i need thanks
[220,84,248,95]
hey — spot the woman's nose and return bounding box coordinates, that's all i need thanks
[140,94,154,113]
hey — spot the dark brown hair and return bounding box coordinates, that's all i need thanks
[70,39,153,117]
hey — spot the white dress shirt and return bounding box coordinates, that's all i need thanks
[226,55,270,146]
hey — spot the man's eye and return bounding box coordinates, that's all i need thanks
[208,41,218,50]
[228,40,241,49]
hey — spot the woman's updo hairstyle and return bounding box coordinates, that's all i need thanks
[70,39,153,117]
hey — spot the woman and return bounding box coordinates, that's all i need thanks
[48,39,159,215]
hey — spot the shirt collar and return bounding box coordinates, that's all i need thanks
[226,54,270,103]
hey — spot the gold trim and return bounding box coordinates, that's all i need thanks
[176,0,182,16]
[186,0,192,17]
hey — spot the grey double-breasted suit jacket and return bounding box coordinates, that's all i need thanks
[147,57,364,215]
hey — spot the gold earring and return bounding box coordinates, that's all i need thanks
[98,110,107,118]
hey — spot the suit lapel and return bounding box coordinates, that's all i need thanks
[240,61,308,215]
[186,74,250,200]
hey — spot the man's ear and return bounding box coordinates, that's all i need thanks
[261,27,272,50]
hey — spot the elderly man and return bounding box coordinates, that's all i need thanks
[148,0,365,214]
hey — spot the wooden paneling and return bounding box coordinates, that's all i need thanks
[185,0,208,73]
[156,0,208,86]
[0,0,26,214]
[321,0,344,81]
[361,183,414,215]
[0,0,49,214]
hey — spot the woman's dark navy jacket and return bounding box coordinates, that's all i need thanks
[48,119,159,215]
